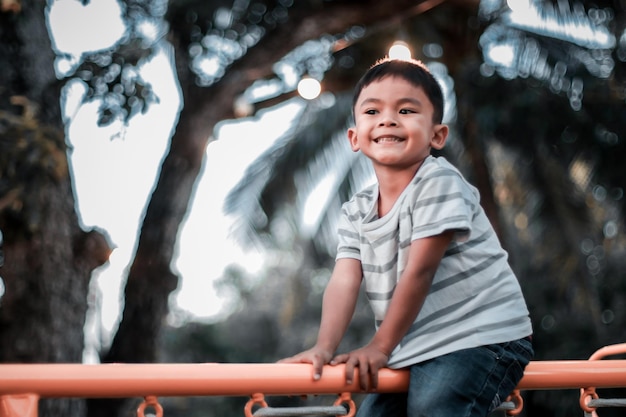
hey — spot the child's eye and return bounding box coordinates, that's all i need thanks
[399,108,415,114]
[365,109,378,115]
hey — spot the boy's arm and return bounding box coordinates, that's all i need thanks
[278,257,362,380]
[334,231,454,390]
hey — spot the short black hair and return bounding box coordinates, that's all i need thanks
[352,58,445,124]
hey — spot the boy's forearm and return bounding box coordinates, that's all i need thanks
[316,292,355,352]
[315,259,362,353]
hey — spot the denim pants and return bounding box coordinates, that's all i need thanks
[356,337,533,417]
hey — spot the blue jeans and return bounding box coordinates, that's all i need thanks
[356,337,533,417]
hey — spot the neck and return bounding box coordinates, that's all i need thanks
[374,160,425,217]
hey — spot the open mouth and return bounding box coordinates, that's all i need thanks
[374,136,404,143]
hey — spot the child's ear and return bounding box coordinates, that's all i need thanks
[430,124,448,150]
[347,127,360,152]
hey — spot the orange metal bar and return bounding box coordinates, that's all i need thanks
[588,343,626,361]
[1,360,626,398]
[518,360,626,390]
[1,344,624,417]
[578,342,626,414]
[0,363,407,397]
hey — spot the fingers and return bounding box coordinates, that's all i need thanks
[357,359,374,391]
[282,350,334,381]
[279,350,383,390]
[277,353,309,364]
[277,353,323,380]
[312,355,325,381]
[331,353,349,365]
[368,363,379,390]
[344,357,356,386]
[342,355,367,390]
[340,353,382,391]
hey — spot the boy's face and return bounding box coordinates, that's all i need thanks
[348,76,447,172]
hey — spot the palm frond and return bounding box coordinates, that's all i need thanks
[479,0,622,110]
[223,93,356,249]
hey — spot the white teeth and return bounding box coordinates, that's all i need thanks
[376,137,401,143]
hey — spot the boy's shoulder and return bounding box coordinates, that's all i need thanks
[349,182,377,204]
[409,156,480,206]
[416,156,471,188]
[419,155,460,177]
[342,182,378,218]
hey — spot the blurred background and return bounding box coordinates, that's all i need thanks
[1,0,625,416]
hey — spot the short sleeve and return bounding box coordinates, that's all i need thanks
[336,204,362,261]
[410,168,478,242]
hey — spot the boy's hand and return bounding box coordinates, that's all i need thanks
[277,347,334,381]
[331,344,389,391]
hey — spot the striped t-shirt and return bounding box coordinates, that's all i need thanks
[336,155,532,369]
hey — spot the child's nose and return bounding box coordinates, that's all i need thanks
[378,112,397,126]
[378,115,398,126]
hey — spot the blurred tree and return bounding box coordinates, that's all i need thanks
[0,1,113,415]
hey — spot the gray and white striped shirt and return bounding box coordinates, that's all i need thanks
[336,155,532,369]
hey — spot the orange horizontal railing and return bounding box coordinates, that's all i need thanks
[1,343,626,417]
[1,359,626,397]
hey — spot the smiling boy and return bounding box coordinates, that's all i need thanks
[280,58,533,417]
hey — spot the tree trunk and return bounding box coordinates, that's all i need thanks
[0,3,111,417]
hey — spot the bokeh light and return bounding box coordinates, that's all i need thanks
[388,41,412,60]
[297,77,321,100]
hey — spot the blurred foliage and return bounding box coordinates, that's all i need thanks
[58,0,165,126]
[75,41,158,125]
[0,100,67,238]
